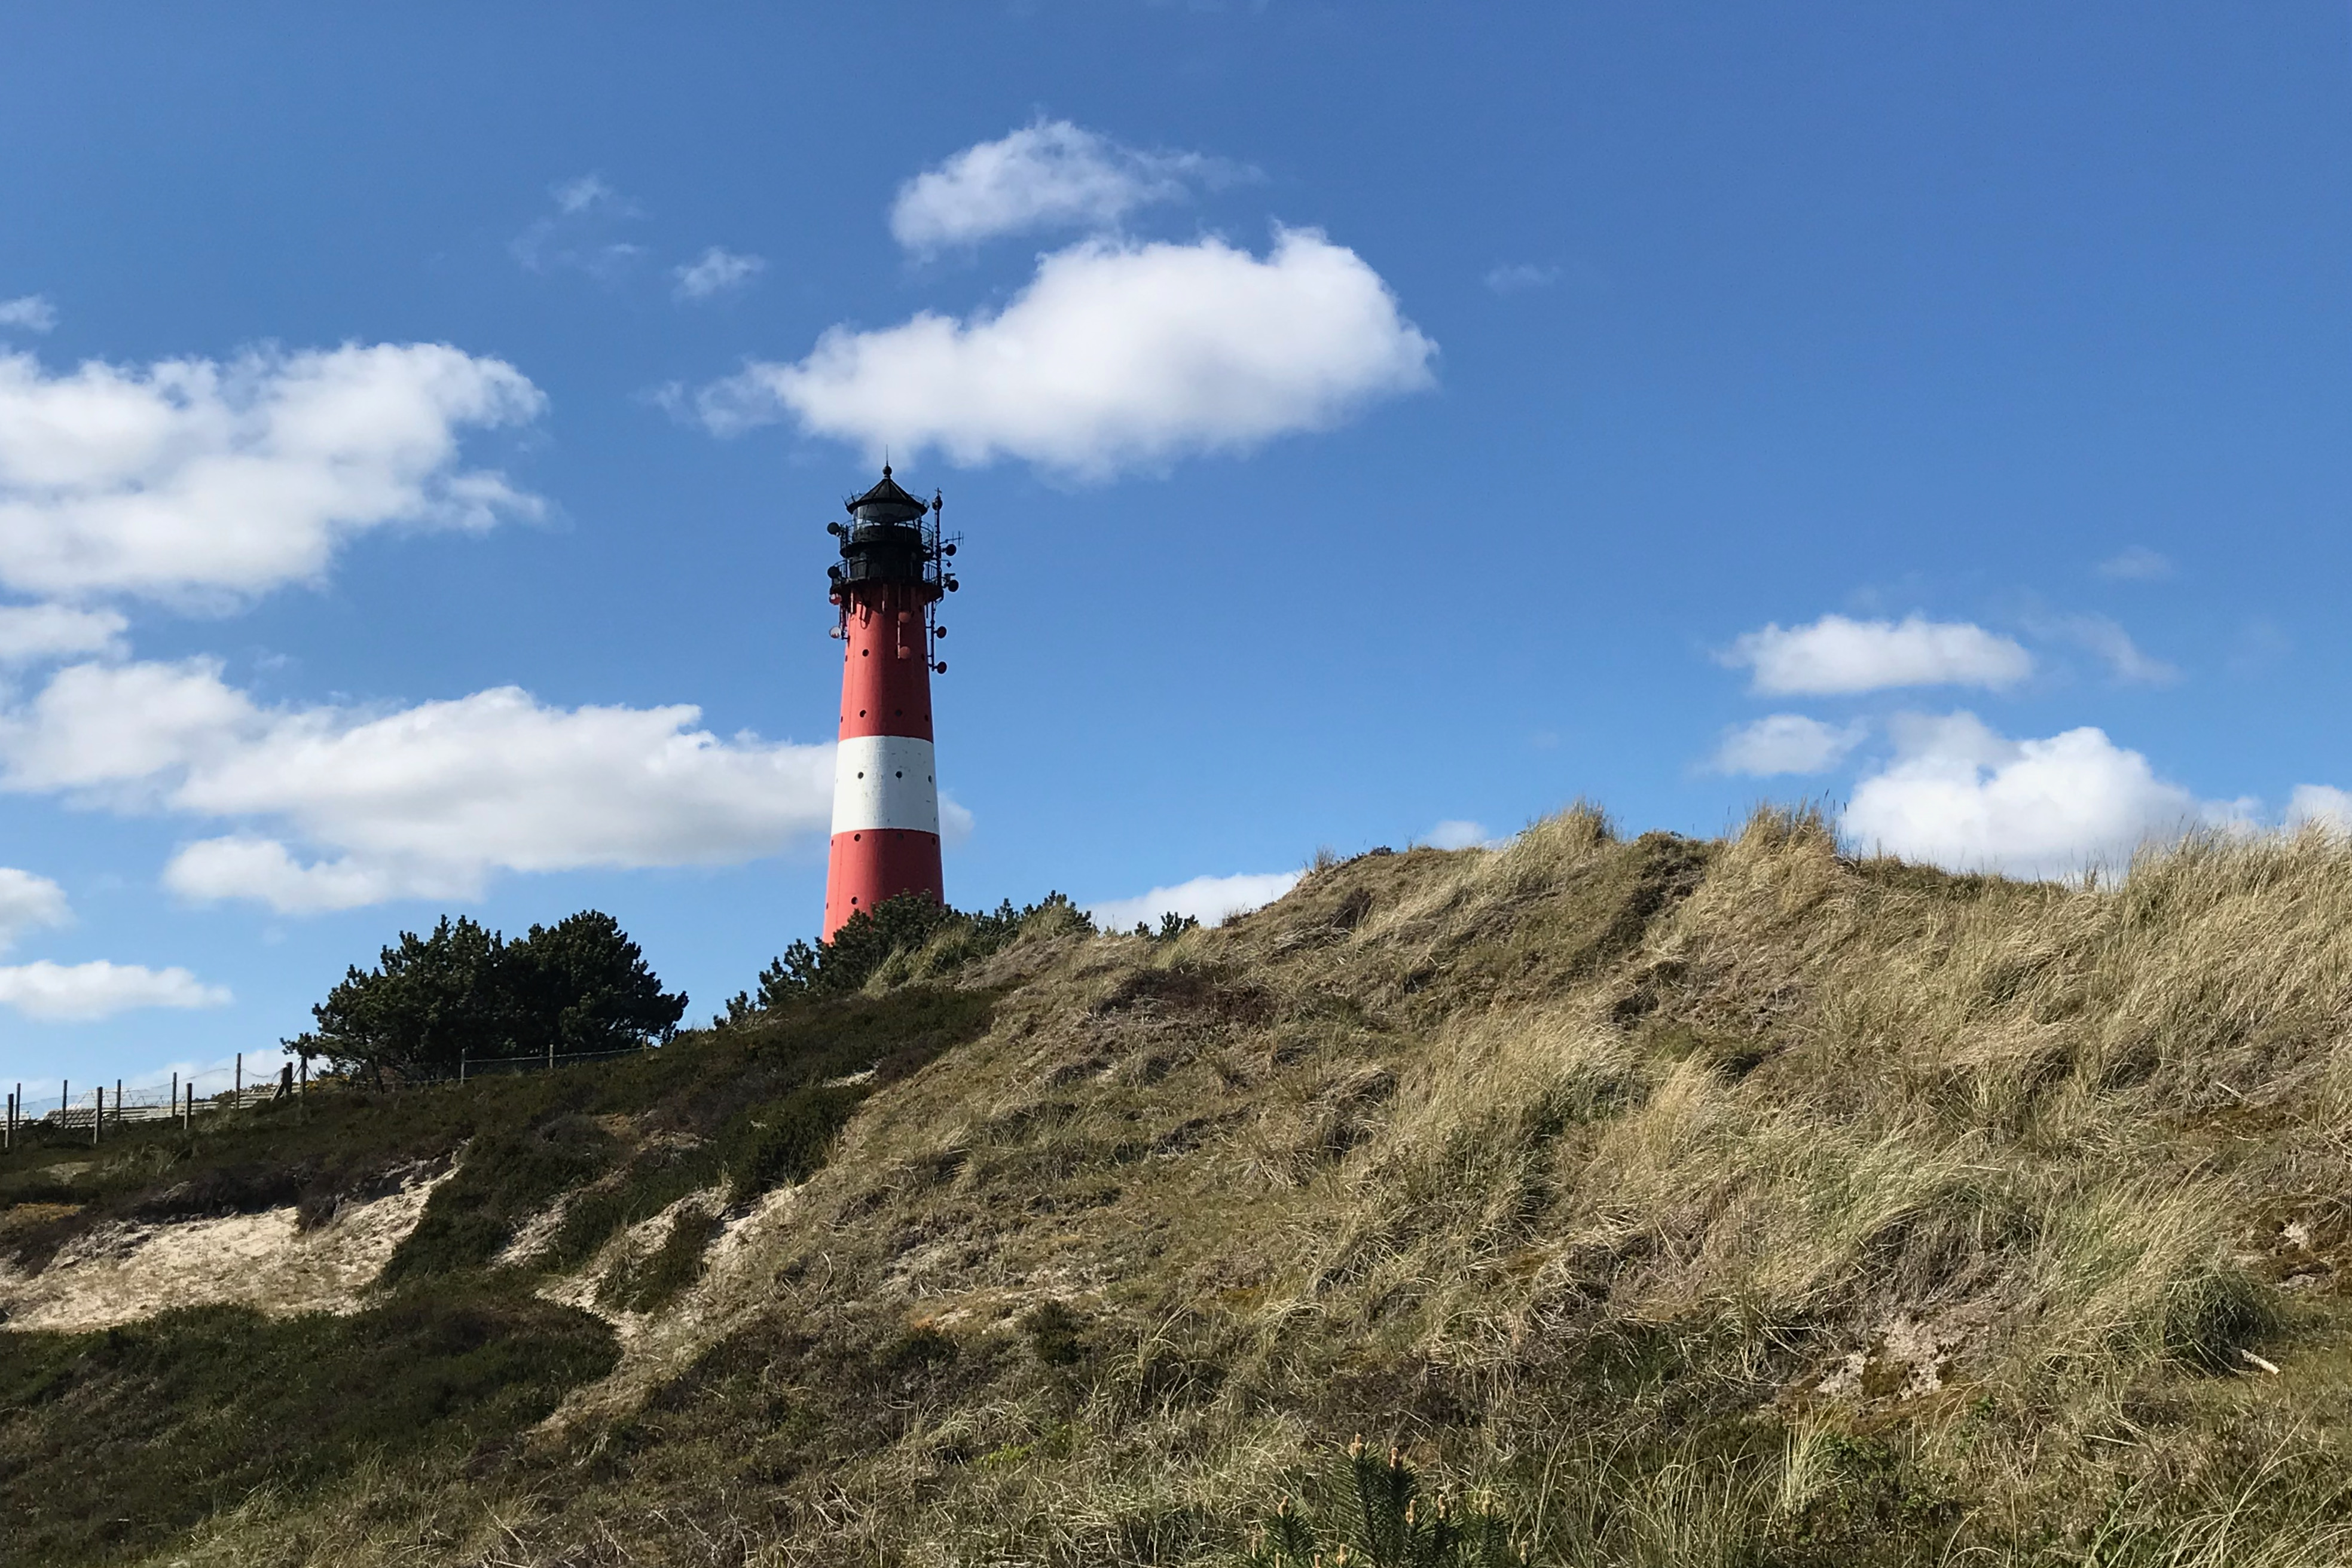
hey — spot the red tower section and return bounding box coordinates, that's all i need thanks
[822,467,957,937]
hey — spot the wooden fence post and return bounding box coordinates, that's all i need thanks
[114,1078,122,1127]
[234,1052,242,1103]
[93,1086,102,1147]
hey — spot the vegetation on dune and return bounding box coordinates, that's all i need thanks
[0,1289,615,1568]
[380,981,997,1286]
[285,909,689,1080]
[1243,1439,1526,1566]
[0,983,1001,1563]
[9,809,2352,1566]
[724,888,1096,1017]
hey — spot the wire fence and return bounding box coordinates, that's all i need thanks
[2,1042,663,1150]
[5,1052,291,1133]
[429,1046,653,1082]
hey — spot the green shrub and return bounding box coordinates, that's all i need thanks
[0,1292,615,1567]
[381,1115,621,1282]
[537,1140,725,1273]
[729,891,1093,1018]
[723,1084,865,1200]
[367,986,997,1284]
[2159,1263,2275,1373]
[879,1324,960,1374]
[287,910,686,1081]
[1134,911,1202,940]
[1026,1300,1088,1367]
[600,1205,726,1313]
[1244,1440,1526,1567]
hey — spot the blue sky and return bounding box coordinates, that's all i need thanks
[1,4,2347,1090]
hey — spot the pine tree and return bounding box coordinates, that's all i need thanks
[286,910,684,1079]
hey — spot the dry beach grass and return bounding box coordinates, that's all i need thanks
[10,806,2352,1565]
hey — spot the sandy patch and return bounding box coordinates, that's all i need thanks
[1813,1304,1989,1402]
[534,1181,803,1435]
[498,1188,578,1267]
[0,1167,453,1332]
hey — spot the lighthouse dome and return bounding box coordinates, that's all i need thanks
[845,465,928,527]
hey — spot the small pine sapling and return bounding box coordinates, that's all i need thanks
[1244,1438,1528,1567]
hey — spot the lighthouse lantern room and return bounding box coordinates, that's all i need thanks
[822,467,957,937]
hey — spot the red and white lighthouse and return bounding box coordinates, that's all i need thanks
[822,467,957,937]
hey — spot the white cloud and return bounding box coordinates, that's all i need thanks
[0,604,125,664]
[0,959,228,1022]
[0,658,840,913]
[0,343,543,606]
[120,1052,252,1094]
[1710,714,1867,776]
[1426,819,1495,849]
[1841,711,2235,879]
[2286,785,2352,834]
[1724,615,2032,696]
[552,175,625,216]
[673,247,766,301]
[2097,546,2173,582]
[0,296,59,333]
[162,837,417,913]
[513,176,647,280]
[1483,263,1559,294]
[0,866,70,949]
[698,228,1435,478]
[1090,869,1302,931]
[888,120,1245,253]
[2049,614,2179,685]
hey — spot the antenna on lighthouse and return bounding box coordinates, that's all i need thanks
[820,466,955,938]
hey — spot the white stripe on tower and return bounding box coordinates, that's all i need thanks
[830,735,940,835]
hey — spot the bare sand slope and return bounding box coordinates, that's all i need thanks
[0,1167,452,1331]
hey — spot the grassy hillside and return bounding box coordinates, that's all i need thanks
[5,808,2352,1566]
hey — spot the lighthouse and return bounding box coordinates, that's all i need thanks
[823,467,957,937]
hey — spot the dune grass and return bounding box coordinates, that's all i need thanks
[11,807,2352,1565]
[0,1288,617,1567]
[0,984,1001,1565]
